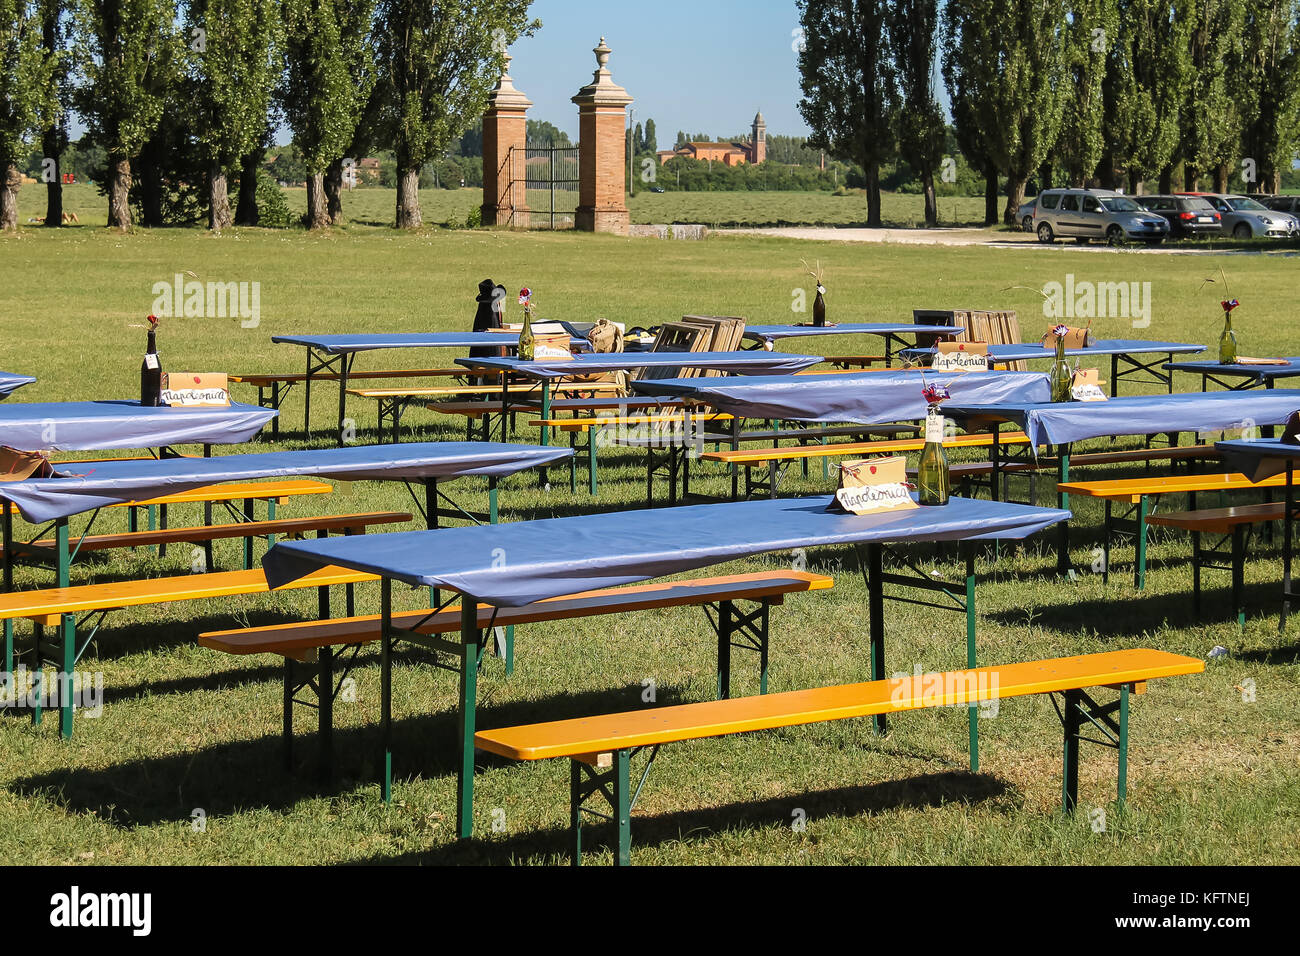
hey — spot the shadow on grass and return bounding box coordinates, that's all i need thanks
[353,769,1010,865]
[6,683,706,827]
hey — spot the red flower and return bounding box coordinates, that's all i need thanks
[518,288,532,306]
[1051,324,1070,338]
[922,383,950,404]
[146,314,159,330]
[1221,299,1240,313]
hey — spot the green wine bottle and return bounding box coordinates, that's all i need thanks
[916,404,950,506]
[1049,335,1072,402]
[518,316,535,362]
[1219,313,1238,365]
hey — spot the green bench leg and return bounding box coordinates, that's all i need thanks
[1060,684,1131,814]
[380,580,393,804]
[589,430,598,496]
[1233,524,1246,632]
[613,748,631,866]
[1061,689,1083,812]
[1191,530,1202,616]
[1117,684,1129,808]
[570,760,583,866]
[965,547,978,774]
[58,612,74,740]
[569,432,577,494]
[866,543,886,737]
[717,600,732,700]
[283,658,295,771]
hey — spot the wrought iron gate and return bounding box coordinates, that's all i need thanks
[509,145,579,229]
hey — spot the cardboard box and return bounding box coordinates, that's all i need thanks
[833,456,917,515]
[161,373,231,407]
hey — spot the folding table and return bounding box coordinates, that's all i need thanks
[262,494,1069,838]
[0,372,35,399]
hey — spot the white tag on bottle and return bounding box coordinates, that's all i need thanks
[925,412,945,443]
[144,354,160,370]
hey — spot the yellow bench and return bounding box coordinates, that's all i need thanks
[476,648,1204,864]
[1059,471,1287,589]
[0,564,376,739]
[199,570,833,776]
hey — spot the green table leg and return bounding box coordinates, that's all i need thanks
[965,545,978,773]
[55,519,72,739]
[380,579,393,803]
[866,543,886,737]
[1233,524,1245,631]
[457,599,481,839]
[1057,451,1071,575]
[1117,683,1130,807]
[1134,495,1149,590]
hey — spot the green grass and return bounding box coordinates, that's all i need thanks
[0,195,1297,865]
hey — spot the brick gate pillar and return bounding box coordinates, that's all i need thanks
[482,53,532,228]
[572,38,633,235]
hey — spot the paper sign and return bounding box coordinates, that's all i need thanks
[932,341,989,372]
[144,354,160,370]
[1044,326,1094,350]
[833,456,917,515]
[533,333,573,361]
[1235,356,1290,366]
[161,372,231,407]
[1070,368,1107,402]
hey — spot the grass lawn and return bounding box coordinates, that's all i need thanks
[0,193,1296,865]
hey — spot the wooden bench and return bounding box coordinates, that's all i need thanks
[531,411,736,494]
[816,354,889,369]
[476,648,1203,864]
[350,382,626,443]
[428,396,689,442]
[199,570,834,778]
[909,444,1220,503]
[2,511,411,574]
[1147,503,1284,628]
[230,368,505,438]
[0,564,378,739]
[704,431,1033,500]
[1059,471,1287,589]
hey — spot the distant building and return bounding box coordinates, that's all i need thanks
[658,111,767,166]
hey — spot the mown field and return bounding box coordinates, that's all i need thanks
[0,198,1296,865]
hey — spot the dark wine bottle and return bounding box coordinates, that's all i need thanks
[141,328,162,407]
[813,284,827,327]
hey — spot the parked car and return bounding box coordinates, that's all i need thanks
[1134,195,1222,239]
[649,186,665,193]
[1016,196,1037,232]
[1033,188,1171,245]
[1178,192,1299,239]
[1262,194,1300,217]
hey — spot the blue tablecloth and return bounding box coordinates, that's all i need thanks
[944,390,1300,448]
[630,369,1050,424]
[263,495,1069,606]
[0,400,276,452]
[1215,439,1300,483]
[271,333,578,355]
[457,351,823,380]
[0,442,570,523]
[901,339,1205,365]
[742,323,961,344]
[1165,358,1300,383]
[0,372,35,399]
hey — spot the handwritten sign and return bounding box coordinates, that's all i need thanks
[932,341,989,372]
[161,372,230,407]
[1044,326,1093,350]
[1070,368,1107,402]
[533,333,573,361]
[833,456,917,515]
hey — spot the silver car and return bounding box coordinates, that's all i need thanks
[1184,193,1299,238]
[1033,188,1171,245]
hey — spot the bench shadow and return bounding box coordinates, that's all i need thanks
[5,684,703,827]
[353,770,1010,865]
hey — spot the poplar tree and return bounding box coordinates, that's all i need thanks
[942,0,1002,224]
[1,0,55,230]
[889,0,944,226]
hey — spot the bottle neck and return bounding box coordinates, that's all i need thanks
[146,331,157,354]
[1054,337,1066,359]
[1222,312,1233,331]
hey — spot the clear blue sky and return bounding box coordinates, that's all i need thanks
[512,0,811,142]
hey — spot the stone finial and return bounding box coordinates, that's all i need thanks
[573,36,632,107]
[488,50,532,110]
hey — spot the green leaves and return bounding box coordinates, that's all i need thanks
[0,0,58,168]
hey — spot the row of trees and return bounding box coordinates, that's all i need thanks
[1,0,537,231]
[797,0,1300,227]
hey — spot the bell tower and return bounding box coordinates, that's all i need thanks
[751,110,766,165]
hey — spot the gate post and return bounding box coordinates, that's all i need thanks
[482,53,531,228]
[572,37,632,235]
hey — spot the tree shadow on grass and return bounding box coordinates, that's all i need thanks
[353,770,1010,865]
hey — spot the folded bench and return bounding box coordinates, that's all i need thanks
[476,648,1204,865]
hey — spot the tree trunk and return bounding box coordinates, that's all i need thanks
[235,150,260,226]
[1127,170,1141,195]
[396,167,422,228]
[983,168,998,226]
[1,164,19,231]
[108,155,132,230]
[1183,165,1200,191]
[1158,166,1173,194]
[325,158,344,225]
[42,130,62,227]
[208,164,233,232]
[1003,175,1027,226]
[865,162,881,228]
[922,171,937,227]
[1213,163,1229,193]
[305,172,329,229]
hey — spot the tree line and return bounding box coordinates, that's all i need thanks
[797,0,1300,227]
[0,0,537,231]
